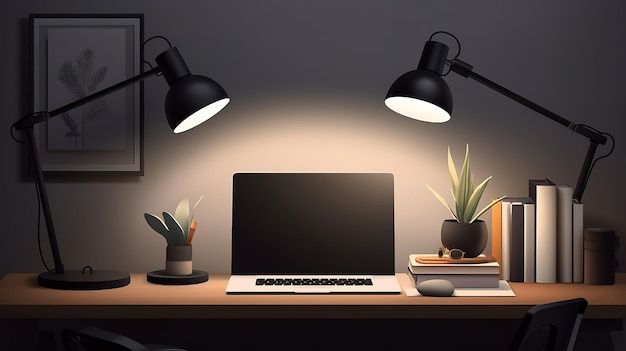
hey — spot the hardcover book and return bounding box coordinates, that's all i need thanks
[529,179,558,283]
[557,184,574,283]
[573,202,584,282]
[523,202,536,282]
[408,254,500,274]
[510,199,531,282]
[407,254,500,288]
[407,270,500,288]
[500,197,533,282]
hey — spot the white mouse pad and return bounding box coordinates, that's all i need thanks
[400,273,516,297]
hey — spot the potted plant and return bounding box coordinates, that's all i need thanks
[426,144,505,257]
[144,196,203,275]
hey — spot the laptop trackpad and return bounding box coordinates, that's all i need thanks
[294,289,332,294]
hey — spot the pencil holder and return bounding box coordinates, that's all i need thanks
[165,245,193,275]
[584,228,618,285]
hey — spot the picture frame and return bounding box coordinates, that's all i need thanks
[30,14,144,175]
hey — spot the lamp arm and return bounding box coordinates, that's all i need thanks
[14,67,159,131]
[448,58,608,202]
[12,67,159,275]
[575,142,599,202]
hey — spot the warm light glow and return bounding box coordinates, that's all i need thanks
[384,96,450,123]
[173,98,230,133]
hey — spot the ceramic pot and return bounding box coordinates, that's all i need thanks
[165,245,193,275]
[440,219,488,258]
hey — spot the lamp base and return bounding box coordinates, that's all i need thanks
[38,269,130,290]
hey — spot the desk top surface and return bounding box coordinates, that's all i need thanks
[2,273,626,319]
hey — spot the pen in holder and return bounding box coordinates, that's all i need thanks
[144,196,208,285]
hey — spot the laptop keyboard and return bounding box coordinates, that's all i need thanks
[256,278,373,286]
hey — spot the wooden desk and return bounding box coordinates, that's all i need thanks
[1,273,626,319]
[1,273,624,350]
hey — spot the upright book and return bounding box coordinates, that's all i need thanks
[523,202,536,283]
[510,198,533,282]
[529,178,557,283]
[500,197,533,282]
[556,184,574,283]
[573,202,584,282]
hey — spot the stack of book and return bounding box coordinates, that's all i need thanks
[491,178,584,283]
[407,254,501,288]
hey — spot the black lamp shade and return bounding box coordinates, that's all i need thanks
[156,47,230,133]
[165,75,229,133]
[385,40,453,123]
[385,69,452,122]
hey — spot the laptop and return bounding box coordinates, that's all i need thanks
[226,173,402,294]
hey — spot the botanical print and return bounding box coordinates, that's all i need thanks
[46,27,127,151]
[30,16,143,173]
[57,48,110,149]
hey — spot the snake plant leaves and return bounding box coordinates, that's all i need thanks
[426,184,458,222]
[428,144,505,224]
[455,144,473,222]
[471,195,507,224]
[447,145,459,192]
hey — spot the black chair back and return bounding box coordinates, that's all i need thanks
[509,297,588,351]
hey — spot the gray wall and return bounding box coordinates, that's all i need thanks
[1,1,625,280]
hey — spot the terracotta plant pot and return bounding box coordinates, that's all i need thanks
[440,219,488,258]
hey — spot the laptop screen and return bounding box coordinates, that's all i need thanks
[231,173,395,275]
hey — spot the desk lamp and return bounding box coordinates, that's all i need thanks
[11,36,230,290]
[385,31,613,203]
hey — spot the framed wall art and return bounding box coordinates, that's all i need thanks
[30,14,144,175]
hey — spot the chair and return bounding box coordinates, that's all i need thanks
[61,321,187,351]
[508,297,588,351]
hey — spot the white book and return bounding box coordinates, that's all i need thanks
[557,185,573,283]
[535,183,558,283]
[523,203,536,283]
[573,202,584,282]
[407,270,500,288]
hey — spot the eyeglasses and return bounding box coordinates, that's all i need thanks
[438,247,466,260]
